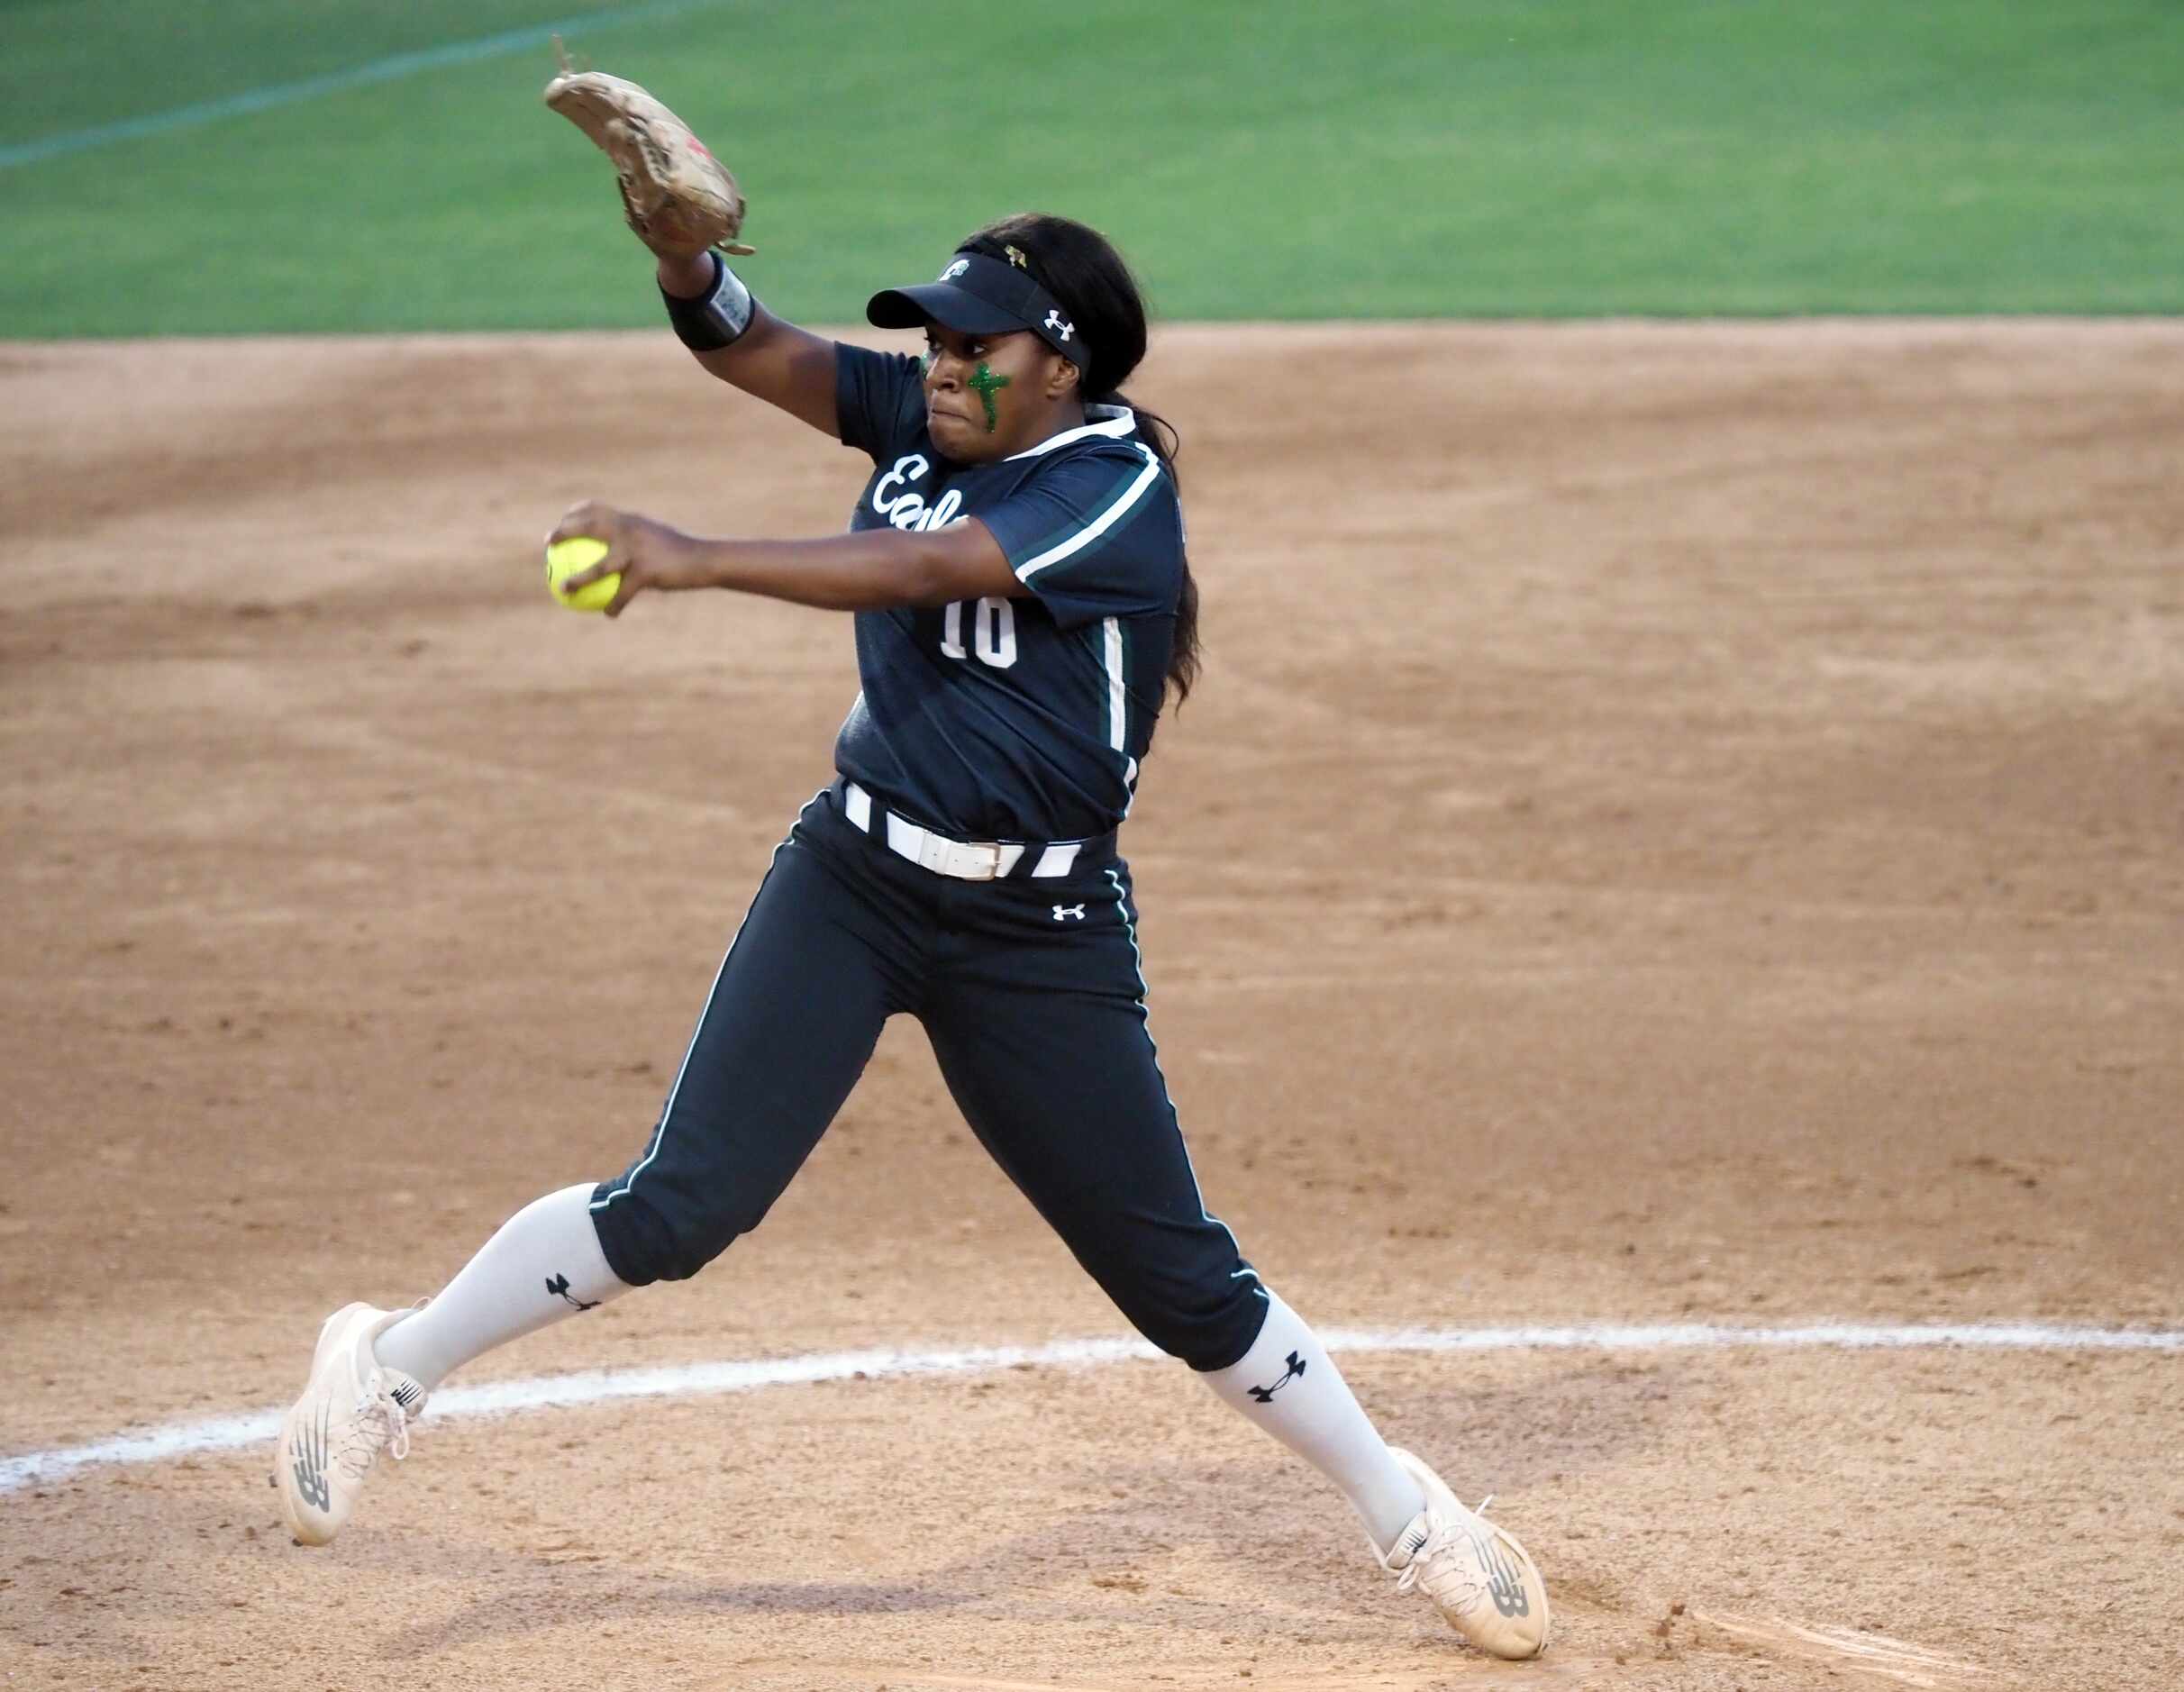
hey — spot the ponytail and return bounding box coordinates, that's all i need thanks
[1103,393,1197,705]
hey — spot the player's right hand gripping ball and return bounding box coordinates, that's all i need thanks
[545,535,620,612]
[543,45,753,259]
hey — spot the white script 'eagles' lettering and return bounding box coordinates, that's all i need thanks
[872,453,928,519]
[871,454,961,532]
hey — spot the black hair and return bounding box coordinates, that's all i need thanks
[958,213,1200,708]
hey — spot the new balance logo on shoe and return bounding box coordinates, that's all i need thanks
[1246,1350,1307,1404]
[388,1380,422,1411]
[290,1405,332,1513]
[1472,1526,1533,1617]
[545,1273,600,1311]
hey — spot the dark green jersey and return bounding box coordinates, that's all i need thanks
[831,345,1184,841]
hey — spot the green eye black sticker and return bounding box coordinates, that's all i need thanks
[968,361,1012,432]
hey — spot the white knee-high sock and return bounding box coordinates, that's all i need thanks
[372,1184,631,1394]
[1202,1289,1426,1555]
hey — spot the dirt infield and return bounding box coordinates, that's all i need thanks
[3,322,2179,1690]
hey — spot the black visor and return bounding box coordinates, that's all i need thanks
[866,250,1090,368]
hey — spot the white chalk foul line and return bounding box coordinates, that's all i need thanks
[1701,1614,1993,1687]
[4,1321,2178,1497]
[0,0,736,171]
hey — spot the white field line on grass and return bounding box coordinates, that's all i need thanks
[0,0,737,170]
[3,1321,2178,1497]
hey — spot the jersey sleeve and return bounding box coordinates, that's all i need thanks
[978,442,1183,631]
[834,343,927,462]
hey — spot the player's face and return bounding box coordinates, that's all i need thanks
[921,323,1069,461]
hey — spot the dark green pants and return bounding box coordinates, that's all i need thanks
[588,784,1268,1372]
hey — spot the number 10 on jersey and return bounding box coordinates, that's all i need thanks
[941,597,1017,669]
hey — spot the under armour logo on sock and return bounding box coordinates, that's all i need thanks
[1246,1350,1307,1404]
[545,1273,600,1311]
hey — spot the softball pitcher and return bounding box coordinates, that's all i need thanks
[272,66,1550,1660]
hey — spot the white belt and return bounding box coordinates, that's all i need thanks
[842,781,1085,881]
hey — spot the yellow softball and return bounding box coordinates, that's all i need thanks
[545,535,620,612]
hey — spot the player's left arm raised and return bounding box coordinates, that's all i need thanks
[543,55,838,436]
[548,502,1024,619]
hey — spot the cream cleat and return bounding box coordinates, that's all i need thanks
[272,1302,426,1545]
[1379,1446,1551,1659]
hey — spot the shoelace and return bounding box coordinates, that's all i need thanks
[1391,1496,1499,1614]
[333,1372,413,1480]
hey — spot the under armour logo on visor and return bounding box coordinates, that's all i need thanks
[1042,310,1074,342]
[941,259,969,280]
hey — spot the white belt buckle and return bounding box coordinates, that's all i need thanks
[948,840,1003,880]
[880,804,1015,881]
[909,830,998,880]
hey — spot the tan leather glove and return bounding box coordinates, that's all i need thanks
[544,51,754,259]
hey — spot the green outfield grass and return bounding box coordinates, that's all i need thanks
[2,0,2179,333]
